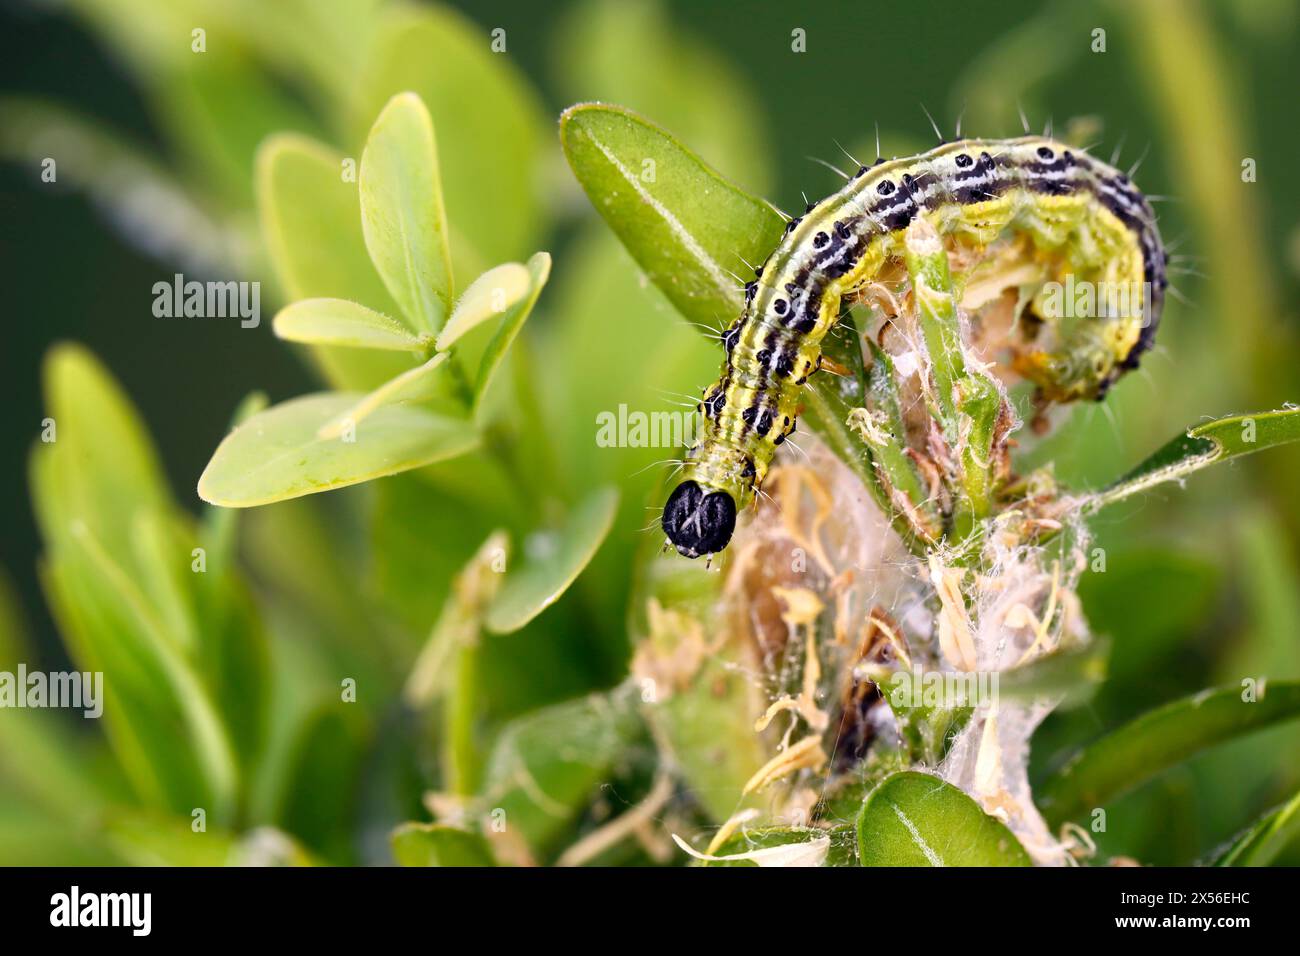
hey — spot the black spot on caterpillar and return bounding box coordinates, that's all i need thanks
[662,135,1166,559]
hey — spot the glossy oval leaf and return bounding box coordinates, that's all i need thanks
[317,353,449,440]
[1091,407,1300,513]
[359,92,453,335]
[34,344,172,559]
[391,823,495,867]
[1211,788,1300,867]
[857,771,1033,866]
[559,103,786,331]
[473,251,551,409]
[1037,681,1300,827]
[256,132,413,391]
[273,298,426,353]
[198,392,479,508]
[436,261,532,352]
[484,486,619,634]
[352,4,547,266]
[40,524,237,821]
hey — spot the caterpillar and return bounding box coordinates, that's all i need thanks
[662,135,1166,559]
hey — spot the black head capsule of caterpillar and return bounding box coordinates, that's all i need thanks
[661,480,737,559]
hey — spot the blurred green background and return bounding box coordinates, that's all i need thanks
[1,0,1298,865]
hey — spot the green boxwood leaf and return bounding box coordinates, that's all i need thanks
[559,103,785,332]
[359,92,454,335]
[198,392,479,507]
[318,353,450,440]
[39,524,237,820]
[472,251,551,409]
[32,347,267,812]
[273,298,427,353]
[34,343,172,563]
[436,261,533,352]
[256,132,413,391]
[481,692,643,855]
[33,348,238,816]
[1037,681,1300,827]
[1210,788,1300,866]
[352,5,547,267]
[1091,407,1300,513]
[484,486,619,634]
[391,823,495,867]
[856,771,1033,866]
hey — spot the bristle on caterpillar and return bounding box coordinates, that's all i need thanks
[662,135,1166,559]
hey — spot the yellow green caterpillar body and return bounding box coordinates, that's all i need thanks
[662,135,1166,558]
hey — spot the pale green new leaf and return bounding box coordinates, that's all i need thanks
[256,132,413,391]
[198,393,478,507]
[317,353,450,440]
[1037,681,1300,826]
[484,486,619,634]
[472,251,551,408]
[273,298,427,353]
[34,344,172,563]
[436,261,533,352]
[359,92,453,335]
[352,4,547,266]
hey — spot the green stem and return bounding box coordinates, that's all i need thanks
[803,371,929,557]
[953,374,1001,539]
[441,638,481,796]
[903,220,1003,542]
[903,222,966,431]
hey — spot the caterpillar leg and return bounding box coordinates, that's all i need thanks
[818,355,852,377]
